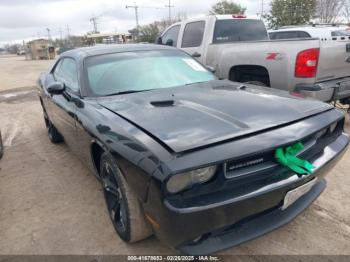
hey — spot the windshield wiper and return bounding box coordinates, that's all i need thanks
[105,89,153,96]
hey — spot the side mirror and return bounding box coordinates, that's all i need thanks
[165,39,174,46]
[156,36,163,45]
[205,65,216,74]
[47,81,65,95]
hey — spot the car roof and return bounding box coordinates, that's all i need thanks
[61,44,176,60]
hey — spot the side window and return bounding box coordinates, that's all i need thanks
[54,58,79,93]
[181,21,205,48]
[297,31,311,38]
[162,25,180,46]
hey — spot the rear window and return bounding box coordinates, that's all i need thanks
[331,30,350,36]
[213,19,268,43]
[269,31,311,39]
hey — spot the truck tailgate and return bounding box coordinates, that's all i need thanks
[206,38,320,91]
[317,38,350,81]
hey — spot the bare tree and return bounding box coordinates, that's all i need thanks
[344,0,350,23]
[316,0,344,23]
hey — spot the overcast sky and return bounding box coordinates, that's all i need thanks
[0,0,270,46]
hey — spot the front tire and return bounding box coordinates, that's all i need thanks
[100,152,152,243]
[42,107,63,144]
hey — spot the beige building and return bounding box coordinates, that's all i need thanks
[26,39,55,60]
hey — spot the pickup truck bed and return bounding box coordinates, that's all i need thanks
[159,15,350,102]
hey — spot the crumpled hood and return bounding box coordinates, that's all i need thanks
[98,80,332,153]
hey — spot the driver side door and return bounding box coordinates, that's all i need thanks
[49,57,80,151]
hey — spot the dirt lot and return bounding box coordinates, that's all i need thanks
[0,55,54,92]
[0,55,350,255]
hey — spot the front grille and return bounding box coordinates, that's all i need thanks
[224,120,343,179]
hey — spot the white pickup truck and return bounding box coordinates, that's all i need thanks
[157,15,350,103]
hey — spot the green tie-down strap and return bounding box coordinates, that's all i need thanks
[275,142,315,175]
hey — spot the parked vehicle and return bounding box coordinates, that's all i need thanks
[37,44,349,255]
[157,15,350,103]
[269,25,350,40]
[17,50,25,55]
[0,131,3,159]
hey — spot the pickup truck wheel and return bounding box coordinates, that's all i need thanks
[244,81,267,87]
[100,152,152,243]
[43,109,63,144]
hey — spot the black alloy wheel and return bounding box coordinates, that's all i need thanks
[101,159,129,239]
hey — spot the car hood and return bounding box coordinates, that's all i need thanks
[97,80,332,153]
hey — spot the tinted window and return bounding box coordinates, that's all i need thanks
[331,30,350,36]
[54,58,79,92]
[181,21,205,48]
[162,25,180,46]
[85,50,215,96]
[269,31,311,39]
[213,19,268,43]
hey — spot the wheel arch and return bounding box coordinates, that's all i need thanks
[229,65,271,86]
[90,140,106,177]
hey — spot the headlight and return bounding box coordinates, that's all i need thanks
[166,165,217,194]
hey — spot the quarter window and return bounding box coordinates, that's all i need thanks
[162,25,180,47]
[181,21,205,48]
[54,58,79,93]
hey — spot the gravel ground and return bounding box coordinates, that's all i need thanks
[0,55,349,256]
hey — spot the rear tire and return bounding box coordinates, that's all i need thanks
[42,108,63,144]
[100,152,152,243]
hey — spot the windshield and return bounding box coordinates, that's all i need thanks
[213,19,269,43]
[85,50,215,96]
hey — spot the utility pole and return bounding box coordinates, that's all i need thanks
[58,27,63,40]
[126,4,140,40]
[165,0,174,23]
[90,16,99,33]
[126,3,164,41]
[46,28,51,41]
[66,24,70,38]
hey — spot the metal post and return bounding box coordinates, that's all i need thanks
[126,4,140,41]
[165,0,174,24]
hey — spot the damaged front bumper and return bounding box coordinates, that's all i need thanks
[145,133,349,255]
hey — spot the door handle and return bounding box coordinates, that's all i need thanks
[192,52,201,58]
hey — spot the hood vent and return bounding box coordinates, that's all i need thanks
[150,100,175,107]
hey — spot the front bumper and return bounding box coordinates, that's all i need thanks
[295,77,350,102]
[145,133,349,255]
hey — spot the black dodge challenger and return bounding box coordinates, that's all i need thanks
[37,44,349,254]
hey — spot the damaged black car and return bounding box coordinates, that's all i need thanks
[37,44,349,255]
